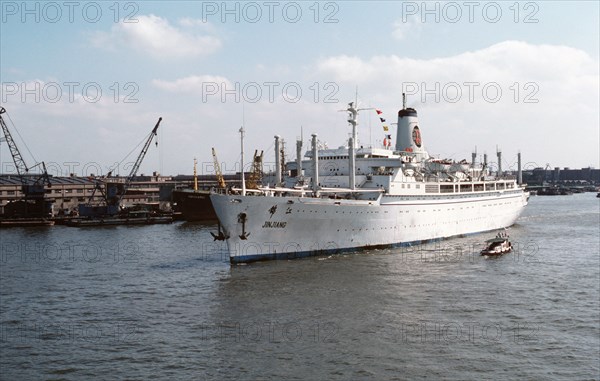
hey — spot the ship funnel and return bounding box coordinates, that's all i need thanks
[395,94,426,159]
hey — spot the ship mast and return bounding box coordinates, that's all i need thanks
[296,127,303,181]
[193,158,198,191]
[274,135,281,186]
[342,100,373,149]
[240,126,246,196]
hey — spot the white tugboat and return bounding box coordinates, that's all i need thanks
[210,95,529,263]
[480,231,513,256]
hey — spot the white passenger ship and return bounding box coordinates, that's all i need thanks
[210,96,529,263]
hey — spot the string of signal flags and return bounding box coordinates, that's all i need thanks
[375,109,393,149]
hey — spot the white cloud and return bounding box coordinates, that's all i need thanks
[152,75,232,93]
[91,14,221,59]
[392,15,423,40]
[316,41,599,167]
[10,42,596,175]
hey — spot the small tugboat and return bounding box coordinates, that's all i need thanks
[481,232,512,256]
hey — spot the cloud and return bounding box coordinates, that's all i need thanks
[152,75,232,93]
[315,41,599,167]
[392,15,423,40]
[12,42,596,175]
[317,41,598,92]
[91,15,221,59]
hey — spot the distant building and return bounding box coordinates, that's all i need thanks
[0,173,246,216]
[520,167,599,185]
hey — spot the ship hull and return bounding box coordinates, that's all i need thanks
[172,189,217,221]
[210,190,529,263]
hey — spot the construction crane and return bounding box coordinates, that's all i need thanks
[0,107,52,217]
[212,147,226,189]
[79,117,162,217]
[246,149,264,189]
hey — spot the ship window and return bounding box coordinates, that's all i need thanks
[407,184,410,189]
[425,184,439,193]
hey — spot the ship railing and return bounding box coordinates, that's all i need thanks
[226,185,385,197]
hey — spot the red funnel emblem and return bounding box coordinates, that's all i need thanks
[412,126,422,147]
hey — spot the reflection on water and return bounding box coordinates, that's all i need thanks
[1,193,599,379]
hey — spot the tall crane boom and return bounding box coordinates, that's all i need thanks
[0,107,28,180]
[111,117,162,206]
[125,117,162,185]
[79,117,162,217]
[0,107,52,218]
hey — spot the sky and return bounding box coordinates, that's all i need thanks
[1,0,599,177]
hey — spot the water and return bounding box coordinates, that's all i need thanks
[1,193,599,380]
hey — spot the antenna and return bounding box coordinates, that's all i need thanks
[337,90,373,149]
[242,103,246,127]
[368,100,372,148]
[240,125,246,196]
[402,93,406,109]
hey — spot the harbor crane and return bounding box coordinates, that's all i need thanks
[212,147,226,189]
[246,149,264,189]
[0,107,52,217]
[79,117,162,217]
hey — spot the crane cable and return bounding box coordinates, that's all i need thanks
[3,110,38,167]
[107,129,158,176]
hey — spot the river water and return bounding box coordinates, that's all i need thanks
[1,193,599,380]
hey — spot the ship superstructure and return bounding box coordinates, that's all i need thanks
[210,96,529,263]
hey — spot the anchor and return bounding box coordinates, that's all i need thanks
[238,212,250,240]
[210,221,229,241]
